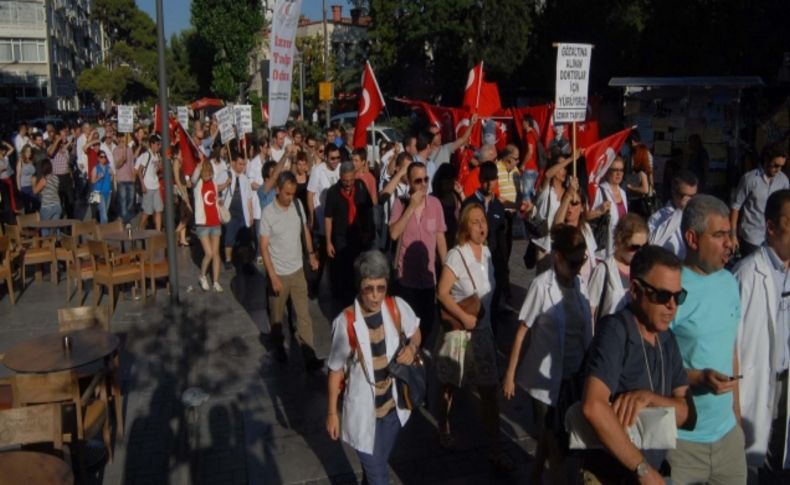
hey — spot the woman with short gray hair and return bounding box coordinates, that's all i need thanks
[326,250,422,484]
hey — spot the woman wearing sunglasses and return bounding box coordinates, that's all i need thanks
[435,202,513,473]
[503,224,593,484]
[90,150,114,224]
[591,156,629,258]
[326,250,421,485]
[553,177,597,284]
[588,213,649,322]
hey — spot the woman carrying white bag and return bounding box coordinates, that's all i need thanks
[436,203,514,474]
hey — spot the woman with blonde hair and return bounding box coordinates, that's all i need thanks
[436,202,514,473]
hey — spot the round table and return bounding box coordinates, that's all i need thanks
[20,219,80,230]
[0,451,74,485]
[1,329,120,374]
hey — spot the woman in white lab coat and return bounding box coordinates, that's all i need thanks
[326,250,421,485]
[591,156,629,258]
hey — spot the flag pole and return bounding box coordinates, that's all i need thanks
[572,121,577,179]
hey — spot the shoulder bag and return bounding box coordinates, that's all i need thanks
[565,312,678,450]
[439,247,483,331]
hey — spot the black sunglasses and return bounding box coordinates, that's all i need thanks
[635,278,687,305]
[626,243,644,252]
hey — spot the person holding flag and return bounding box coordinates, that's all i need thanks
[354,61,385,151]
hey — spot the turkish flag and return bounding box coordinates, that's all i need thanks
[583,127,633,207]
[154,104,162,134]
[494,120,510,151]
[462,63,502,117]
[353,61,385,149]
[175,119,200,177]
[511,104,553,149]
[454,109,482,148]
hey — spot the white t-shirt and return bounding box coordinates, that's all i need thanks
[211,159,229,190]
[259,199,304,276]
[445,244,495,327]
[76,133,88,174]
[306,162,339,234]
[134,151,160,190]
[13,134,29,154]
[246,154,263,187]
[100,141,117,172]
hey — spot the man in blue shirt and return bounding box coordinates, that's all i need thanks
[668,194,747,484]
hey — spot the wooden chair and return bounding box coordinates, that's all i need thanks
[71,221,97,256]
[12,370,111,463]
[61,234,94,306]
[95,220,124,254]
[7,220,58,287]
[0,403,64,451]
[57,305,123,437]
[144,233,169,297]
[0,235,16,304]
[88,239,145,314]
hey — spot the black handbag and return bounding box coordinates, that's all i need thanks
[591,188,610,249]
[385,297,427,411]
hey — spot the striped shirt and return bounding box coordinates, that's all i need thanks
[496,160,517,204]
[364,311,395,417]
[40,174,60,207]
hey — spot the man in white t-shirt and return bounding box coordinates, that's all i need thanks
[270,127,290,163]
[134,134,163,231]
[75,121,92,177]
[307,143,341,235]
[13,122,29,154]
[99,121,117,170]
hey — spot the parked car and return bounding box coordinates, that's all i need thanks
[330,112,399,162]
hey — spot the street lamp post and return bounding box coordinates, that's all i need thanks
[155,0,179,303]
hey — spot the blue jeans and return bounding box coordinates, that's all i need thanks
[117,181,135,225]
[40,204,62,237]
[20,185,39,213]
[97,192,110,224]
[356,410,401,485]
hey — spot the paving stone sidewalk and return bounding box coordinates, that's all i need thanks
[0,239,542,484]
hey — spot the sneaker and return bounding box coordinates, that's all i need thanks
[213,281,224,293]
[198,275,210,291]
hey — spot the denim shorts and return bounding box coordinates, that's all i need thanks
[196,225,222,238]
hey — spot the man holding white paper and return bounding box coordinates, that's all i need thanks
[581,245,692,484]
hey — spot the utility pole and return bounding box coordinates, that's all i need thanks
[155,0,179,303]
[322,0,330,128]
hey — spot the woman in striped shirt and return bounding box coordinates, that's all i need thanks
[32,159,61,236]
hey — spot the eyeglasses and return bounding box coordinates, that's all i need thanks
[635,278,687,305]
[328,155,341,161]
[569,200,582,206]
[412,176,429,185]
[626,243,644,252]
[769,163,785,170]
[98,155,107,159]
[361,284,387,296]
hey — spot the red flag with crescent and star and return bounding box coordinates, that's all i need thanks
[583,127,633,207]
[462,62,501,117]
[353,61,385,149]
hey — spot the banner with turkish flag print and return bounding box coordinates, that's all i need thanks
[462,62,502,117]
[260,103,269,124]
[583,127,633,207]
[511,104,553,149]
[353,61,385,149]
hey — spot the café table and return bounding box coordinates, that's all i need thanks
[102,229,159,252]
[1,329,120,374]
[19,219,80,231]
[0,451,74,485]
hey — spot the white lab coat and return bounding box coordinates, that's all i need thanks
[327,297,419,454]
[587,256,628,320]
[516,269,593,405]
[733,247,790,468]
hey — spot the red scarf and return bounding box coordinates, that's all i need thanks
[340,183,357,225]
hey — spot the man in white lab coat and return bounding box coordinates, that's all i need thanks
[649,170,698,260]
[734,189,790,483]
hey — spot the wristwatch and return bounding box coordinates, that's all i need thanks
[634,460,649,478]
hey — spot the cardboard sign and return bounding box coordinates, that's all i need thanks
[554,43,592,123]
[215,106,236,144]
[117,105,134,133]
[234,105,253,134]
[177,106,189,129]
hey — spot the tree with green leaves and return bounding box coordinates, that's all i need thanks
[292,34,336,115]
[191,0,265,100]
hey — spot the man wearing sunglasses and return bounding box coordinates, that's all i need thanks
[731,143,789,258]
[734,189,790,482]
[666,194,746,484]
[581,245,692,484]
[649,170,698,260]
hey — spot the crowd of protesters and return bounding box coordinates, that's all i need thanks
[2,112,790,485]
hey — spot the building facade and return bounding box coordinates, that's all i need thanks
[0,0,107,117]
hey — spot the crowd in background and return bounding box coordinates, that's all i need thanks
[2,112,790,485]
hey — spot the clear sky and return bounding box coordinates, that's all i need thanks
[136,0,355,38]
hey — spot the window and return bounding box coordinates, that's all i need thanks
[0,2,45,28]
[0,38,47,63]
